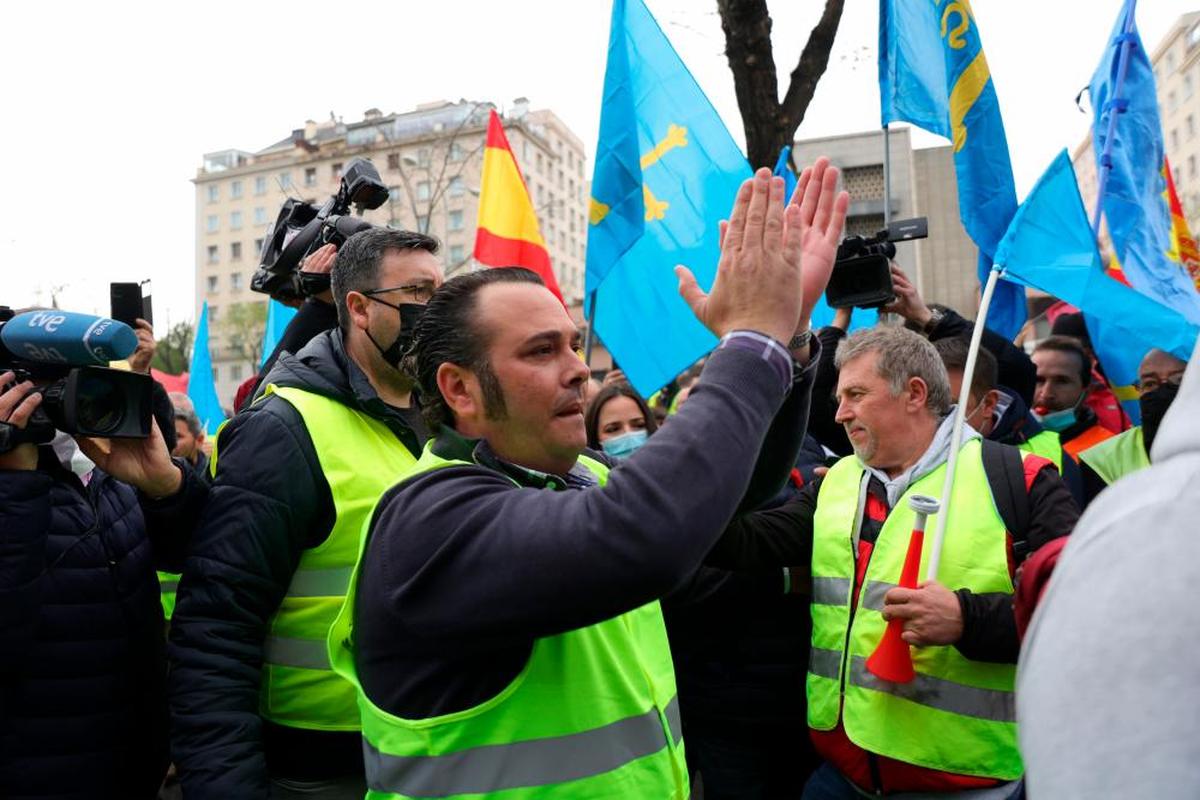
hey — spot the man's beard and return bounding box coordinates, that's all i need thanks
[848,426,877,464]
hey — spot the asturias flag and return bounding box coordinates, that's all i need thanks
[474,109,563,302]
[187,301,227,437]
[586,0,751,396]
[993,151,1199,423]
[879,0,1025,339]
[1089,1,1200,324]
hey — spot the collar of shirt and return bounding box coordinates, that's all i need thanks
[431,425,600,491]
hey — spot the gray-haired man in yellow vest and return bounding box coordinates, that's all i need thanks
[167,228,442,799]
[328,163,849,798]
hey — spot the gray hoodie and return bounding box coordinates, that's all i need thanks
[1017,336,1200,798]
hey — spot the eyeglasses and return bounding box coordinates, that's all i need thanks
[1138,373,1184,394]
[362,283,437,303]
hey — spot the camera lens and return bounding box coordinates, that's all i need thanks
[75,372,124,435]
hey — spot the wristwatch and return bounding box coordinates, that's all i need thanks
[921,308,945,336]
[788,329,813,350]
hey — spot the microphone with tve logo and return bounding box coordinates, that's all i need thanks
[0,310,138,366]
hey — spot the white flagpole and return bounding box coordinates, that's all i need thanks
[925,265,1002,582]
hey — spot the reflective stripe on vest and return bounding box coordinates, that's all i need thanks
[328,443,690,799]
[221,384,417,732]
[808,439,1022,780]
[1079,426,1149,485]
[1019,429,1063,473]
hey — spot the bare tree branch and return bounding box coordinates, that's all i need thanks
[779,0,845,134]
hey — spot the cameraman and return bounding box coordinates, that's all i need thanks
[168,228,441,799]
[0,334,206,799]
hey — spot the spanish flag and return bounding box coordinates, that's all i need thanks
[1163,157,1200,292]
[473,110,563,302]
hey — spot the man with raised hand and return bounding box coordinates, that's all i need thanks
[328,163,848,799]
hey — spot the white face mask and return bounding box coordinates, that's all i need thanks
[50,431,95,478]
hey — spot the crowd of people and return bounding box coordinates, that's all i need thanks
[1,159,1195,799]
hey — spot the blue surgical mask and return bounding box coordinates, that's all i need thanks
[1034,406,1077,433]
[601,429,648,459]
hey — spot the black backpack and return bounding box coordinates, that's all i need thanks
[980,439,1034,562]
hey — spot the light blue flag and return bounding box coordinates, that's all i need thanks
[1090,0,1200,323]
[879,0,1025,340]
[260,299,298,368]
[994,151,1199,423]
[187,302,227,436]
[586,0,752,396]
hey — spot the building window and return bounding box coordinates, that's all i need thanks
[255,176,267,195]
[304,167,317,187]
[207,185,219,203]
[206,215,219,233]
[231,242,243,261]
[548,227,556,245]
[450,244,465,263]
[209,305,219,323]
[558,169,564,189]
[449,143,464,162]
[231,272,243,291]
[448,176,464,197]
[536,153,544,173]
[448,210,464,231]
[230,211,243,230]
[332,162,343,179]
[1190,155,1197,179]
[387,153,401,171]
[212,364,220,383]
[389,185,402,202]
[279,172,292,189]
[207,245,219,264]
[231,364,243,381]
[1170,91,1179,112]
[417,215,429,231]
[418,148,432,167]
[254,207,268,225]
[1187,76,1195,99]
[417,181,431,201]
[254,238,264,254]
[206,275,219,292]
[231,180,243,199]
[523,141,532,162]
[1172,129,1180,150]
[1189,115,1197,140]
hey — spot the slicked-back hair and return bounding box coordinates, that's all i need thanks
[1033,335,1092,388]
[331,227,439,333]
[835,326,953,416]
[933,336,998,402]
[406,267,545,431]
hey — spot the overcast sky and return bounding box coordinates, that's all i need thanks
[1,0,1193,333]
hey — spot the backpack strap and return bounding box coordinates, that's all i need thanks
[980,439,1032,562]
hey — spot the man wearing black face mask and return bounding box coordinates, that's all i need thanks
[167,228,442,800]
[1079,348,1187,496]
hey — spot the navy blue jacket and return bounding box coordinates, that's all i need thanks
[0,448,194,800]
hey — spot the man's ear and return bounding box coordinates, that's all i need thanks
[983,389,1001,415]
[345,292,371,332]
[437,362,479,422]
[907,376,930,412]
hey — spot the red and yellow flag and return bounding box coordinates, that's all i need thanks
[1163,157,1200,292]
[473,110,563,302]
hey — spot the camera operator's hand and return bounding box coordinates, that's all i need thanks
[0,372,42,471]
[790,157,850,331]
[300,243,337,305]
[127,319,156,374]
[677,169,807,344]
[77,420,182,499]
[883,262,933,329]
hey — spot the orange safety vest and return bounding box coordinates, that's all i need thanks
[1062,424,1115,463]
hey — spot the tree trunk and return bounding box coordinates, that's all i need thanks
[717,0,846,169]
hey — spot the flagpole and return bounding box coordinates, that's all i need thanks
[925,265,1001,582]
[883,124,892,228]
[1091,0,1139,236]
[582,291,597,367]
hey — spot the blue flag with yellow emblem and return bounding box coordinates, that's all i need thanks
[1089,0,1200,324]
[994,151,1199,423]
[879,0,1025,339]
[586,0,751,396]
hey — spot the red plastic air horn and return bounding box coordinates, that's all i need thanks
[865,494,941,683]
